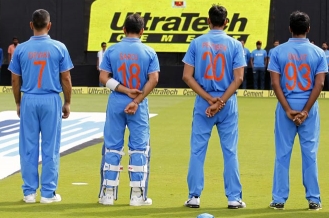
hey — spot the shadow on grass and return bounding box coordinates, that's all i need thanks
[0,202,328,218]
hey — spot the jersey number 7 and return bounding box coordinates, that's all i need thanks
[34,60,46,88]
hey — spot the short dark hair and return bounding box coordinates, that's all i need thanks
[256,41,262,45]
[208,4,227,27]
[124,13,144,34]
[289,11,310,35]
[101,42,106,46]
[322,42,328,46]
[239,39,245,43]
[13,36,18,40]
[32,9,50,31]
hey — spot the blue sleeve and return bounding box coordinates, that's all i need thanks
[148,52,160,74]
[316,51,329,74]
[233,42,247,69]
[267,49,280,74]
[8,47,21,75]
[268,49,272,57]
[99,49,112,73]
[182,40,196,67]
[250,51,254,58]
[60,45,74,73]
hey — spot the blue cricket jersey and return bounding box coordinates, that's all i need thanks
[243,47,250,66]
[324,50,329,65]
[182,30,246,92]
[268,48,274,58]
[100,37,160,91]
[251,49,267,67]
[268,38,328,99]
[8,35,73,94]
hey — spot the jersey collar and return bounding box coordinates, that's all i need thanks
[208,30,226,35]
[288,38,309,43]
[30,34,51,40]
[121,37,141,42]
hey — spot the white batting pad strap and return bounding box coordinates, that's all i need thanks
[106,78,120,91]
[103,163,123,172]
[128,165,148,173]
[106,149,125,156]
[130,181,146,188]
[128,146,150,157]
[103,179,119,186]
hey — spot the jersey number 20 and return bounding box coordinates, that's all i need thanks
[203,51,225,81]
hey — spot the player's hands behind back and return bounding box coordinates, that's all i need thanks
[127,89,143,99]
[286,109,308,126]
[293,111,308,126]
[124,101,139,115]
[62,103,70,119]
[205,98,225,117]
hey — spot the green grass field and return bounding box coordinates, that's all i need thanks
[1,93,329,218]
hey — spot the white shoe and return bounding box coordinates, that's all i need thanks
[184,196,200,208]
[40,194,62,204]
[23,193,36,203]
[130,196,152,206]
[99,189,114,205]
[228,200,246,209]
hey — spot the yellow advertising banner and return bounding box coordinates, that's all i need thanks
[87,0,271,52]
[1,87,328,98]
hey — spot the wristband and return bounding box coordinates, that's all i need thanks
[106,78,120,91]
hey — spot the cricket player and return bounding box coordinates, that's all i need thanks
[8,9,73,203]
[268,11,327,210]
[182,4,246,209]
[98,13,159,206]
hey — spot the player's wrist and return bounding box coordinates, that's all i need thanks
[133,100,139,105]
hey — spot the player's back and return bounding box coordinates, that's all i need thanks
[270,38,327,99]
[190,30,246,92]
[107,38,157,93]
[14,35,70,94]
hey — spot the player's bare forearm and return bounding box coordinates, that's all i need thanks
[270,72,291,112]
[61,71,72,104]
[302,73,325,112]
[11,73,21,105]
[182,64,215,104]
[100,70,130,93]
[99,70,110,86]
[100,70,142,98]
[221,67,244,102]
[134,72,159,103]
